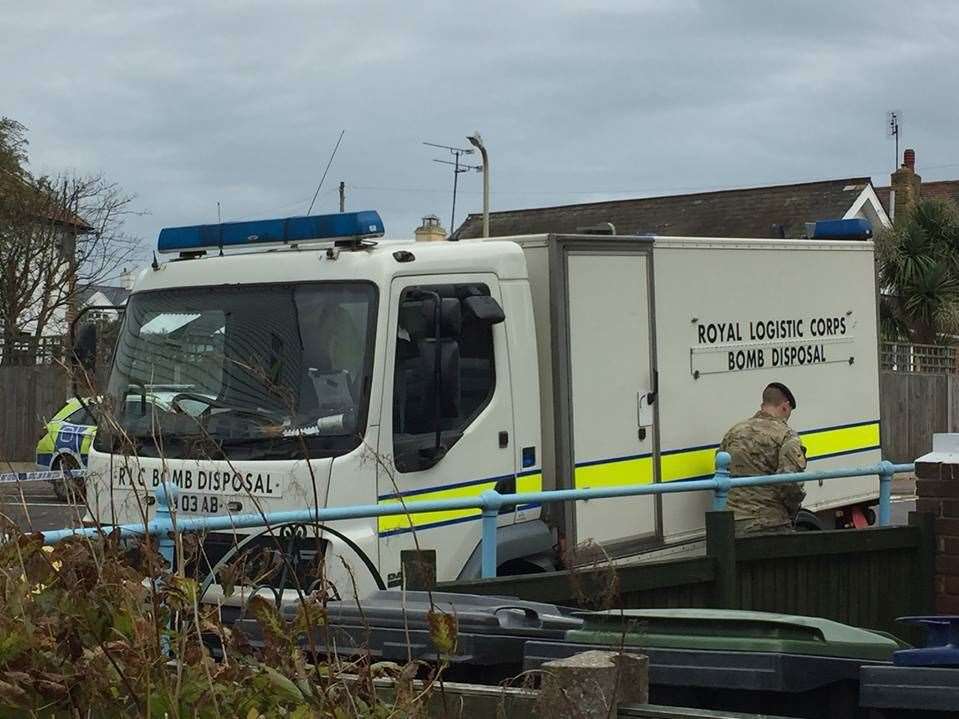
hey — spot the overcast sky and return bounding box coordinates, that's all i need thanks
[4,1,959,264]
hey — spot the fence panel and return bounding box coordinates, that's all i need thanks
[439,519,934,640]
[735,529,921,634]
[0,365,67,463]
[879,370,950,462]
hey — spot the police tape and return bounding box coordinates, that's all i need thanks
[0,470,86,485]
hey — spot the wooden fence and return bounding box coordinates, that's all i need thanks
[0,365,68,463]
[439,512,936,642]
[0,336,66,367]
[879,370,959,463]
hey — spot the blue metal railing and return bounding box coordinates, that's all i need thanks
[39,453,914,579]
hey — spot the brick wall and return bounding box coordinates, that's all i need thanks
[916,458,959,613]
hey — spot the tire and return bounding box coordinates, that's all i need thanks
[793,508,825,531]
[51,455,85,503]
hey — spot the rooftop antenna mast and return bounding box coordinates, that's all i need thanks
[887,110,902,168]
[307,130,345,215]
[424,141,481,235]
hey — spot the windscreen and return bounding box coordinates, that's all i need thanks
[95,282,377,460]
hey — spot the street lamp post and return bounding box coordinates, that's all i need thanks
[467,132,489,238]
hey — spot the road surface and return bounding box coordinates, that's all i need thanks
[1,478,85,533]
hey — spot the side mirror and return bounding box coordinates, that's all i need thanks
[73,323,98,371]
[463,295,505,324]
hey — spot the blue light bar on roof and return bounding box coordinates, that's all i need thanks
[807,218,872,241]
[157,210,385,254]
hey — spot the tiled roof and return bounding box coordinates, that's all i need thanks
[874,180,959,213]
[452,178,873,240]
[78,284,129,307]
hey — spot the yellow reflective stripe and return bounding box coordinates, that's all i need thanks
[378,505,481,534]
[802,422,880,460]
[516,472,543,494]
[580,421,882,487]
[378,478,498,534]
[378,471,546,534]
[378,421,880,531]
[574,455,653,489]
[661,447,716,483]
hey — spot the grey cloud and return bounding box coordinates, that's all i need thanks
[3,0,959,249]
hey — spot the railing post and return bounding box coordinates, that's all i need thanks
[154,482,178,567]
[712,451,732,511]
[479,490,502,579]
[878,460,894,526]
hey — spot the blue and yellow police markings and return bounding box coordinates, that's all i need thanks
[377,470,543,537]
[36,398,96,469]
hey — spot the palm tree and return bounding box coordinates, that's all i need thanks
[876,198,959,344]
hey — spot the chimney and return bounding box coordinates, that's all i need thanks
[890,148,921,221]
[414,214,447,242]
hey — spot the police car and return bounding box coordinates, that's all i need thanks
[35,398,96,502]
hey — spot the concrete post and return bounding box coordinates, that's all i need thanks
[536,650,649,719]
[915,433,959,613]
[401,549,436,591]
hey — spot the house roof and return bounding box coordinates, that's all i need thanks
[1,173,93,232]
[874,180,959,214]
[78,284,129,307]
[452,178,876,240]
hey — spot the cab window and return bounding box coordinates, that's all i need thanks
[392,283,497,472]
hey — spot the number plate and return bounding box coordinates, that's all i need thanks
[172,493,229,515]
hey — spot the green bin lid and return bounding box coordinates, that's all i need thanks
[568,608,905,662]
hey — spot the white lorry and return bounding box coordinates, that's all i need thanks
[82,211,882,597]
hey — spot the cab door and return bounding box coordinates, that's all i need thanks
[376,274,516,587]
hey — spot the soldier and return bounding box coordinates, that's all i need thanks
[719,382,806,534]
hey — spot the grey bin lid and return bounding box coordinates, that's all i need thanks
[283,590,583,637]
[226,591,586,666]
[569,608,902,662]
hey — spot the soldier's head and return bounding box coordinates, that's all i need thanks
[761,382,796,419]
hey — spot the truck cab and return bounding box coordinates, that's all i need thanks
[86,212,548,598]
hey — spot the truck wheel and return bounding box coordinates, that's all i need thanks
[793,509,824,532]
[51,456,85,503]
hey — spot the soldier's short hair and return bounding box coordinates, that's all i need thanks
[762,382,796,409]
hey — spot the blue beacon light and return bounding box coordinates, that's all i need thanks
[157,210,385,254]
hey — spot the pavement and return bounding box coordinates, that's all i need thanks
[0,464,85,533]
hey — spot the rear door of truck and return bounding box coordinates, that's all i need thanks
[556,238,660,549]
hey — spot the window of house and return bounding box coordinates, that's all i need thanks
[392,283,496,472]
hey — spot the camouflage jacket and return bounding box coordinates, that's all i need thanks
[719,411,806,530]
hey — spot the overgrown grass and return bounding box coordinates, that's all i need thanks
[0,524,445,718]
